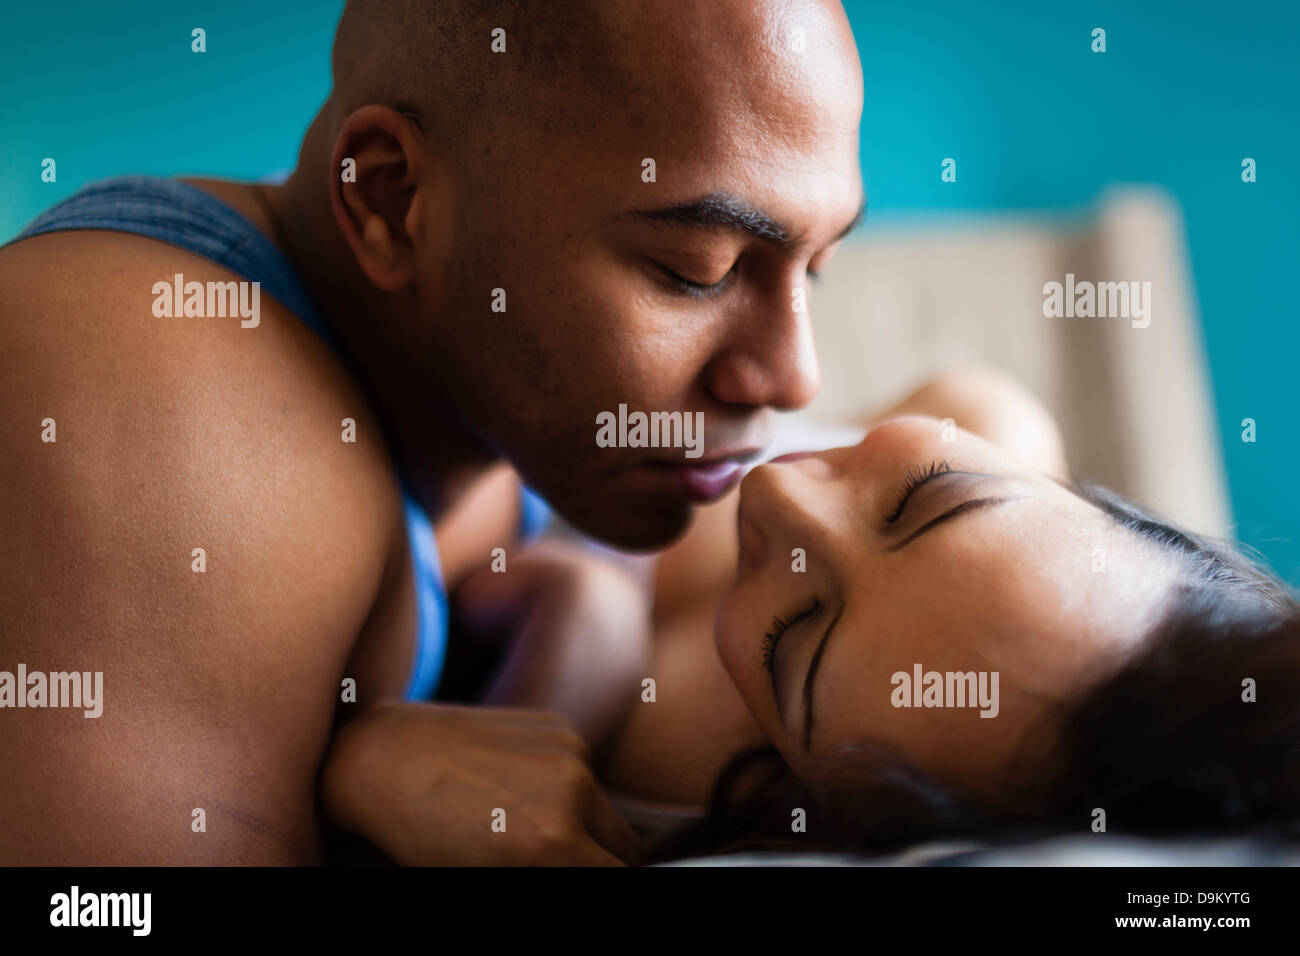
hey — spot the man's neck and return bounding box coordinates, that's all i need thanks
[259,159,498,518]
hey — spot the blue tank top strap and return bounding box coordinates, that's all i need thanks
[12,175,336,348]
[517,484,553,540]
[7,175,464,702]
[400,492,450,701]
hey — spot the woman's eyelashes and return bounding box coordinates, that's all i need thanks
[761,597,822,674]
[885,459,952,524]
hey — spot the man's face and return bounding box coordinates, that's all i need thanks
[425,1,865,549]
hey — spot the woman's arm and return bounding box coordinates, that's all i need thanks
[451,538,652,759]
[427,460,654,756]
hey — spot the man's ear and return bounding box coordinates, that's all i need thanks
[329,105,429,292]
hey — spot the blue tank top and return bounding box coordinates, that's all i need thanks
[7,175,552,702]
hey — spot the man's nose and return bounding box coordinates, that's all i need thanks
[702,300,821,411]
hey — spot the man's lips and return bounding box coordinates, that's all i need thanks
[672,460,745,502]
[648,446,765,503]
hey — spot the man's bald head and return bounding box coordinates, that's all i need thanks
[331,0,572,153]
[327,0,861,173]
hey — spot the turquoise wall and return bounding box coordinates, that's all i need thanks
[2,1,1295,579]
[842,0,1298,581]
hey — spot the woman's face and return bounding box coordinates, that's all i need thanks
[715,416,1180,796]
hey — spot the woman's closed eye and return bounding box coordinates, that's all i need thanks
[886,459,952,523]
[759,596,844,747]
[883,465,1030,551]
[761,597,821,676]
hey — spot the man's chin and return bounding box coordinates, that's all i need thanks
[552,488,694,553]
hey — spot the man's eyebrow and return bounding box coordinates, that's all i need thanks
[802,603,845,751]
[622,191,867,251]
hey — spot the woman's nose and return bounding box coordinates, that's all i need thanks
[840,416,945,480]
[739,454,840,557]
[743,420,938,537]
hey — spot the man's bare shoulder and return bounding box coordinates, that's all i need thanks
[0,229,406,862]
[0,228,402,591]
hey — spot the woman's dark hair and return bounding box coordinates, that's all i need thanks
[647,482,1300,862]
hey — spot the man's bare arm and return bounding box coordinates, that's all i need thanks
[0,233,401,863]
